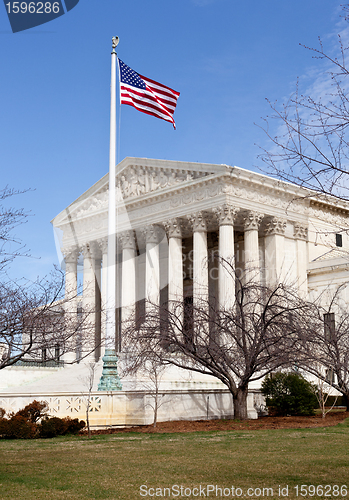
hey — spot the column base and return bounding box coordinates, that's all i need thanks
[97,349,122,391]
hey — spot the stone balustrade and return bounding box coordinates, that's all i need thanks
[0,388,258,428]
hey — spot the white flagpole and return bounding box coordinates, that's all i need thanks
[98,37,122,391]
[106,38,118,348]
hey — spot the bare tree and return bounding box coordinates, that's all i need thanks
[122,348,168,428]
[0,186,30,272]
[257,5,349,202]
[79,362,97,438]
[255,6,349,411]
[313,370,339,419]
[0,270,96,369]
[296,286,349,411]
[0,187,98,368]
[124,268,308,420]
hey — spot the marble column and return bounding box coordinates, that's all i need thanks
[82,242,101,362]
[98,237,108,359]
[165,219,184,304]
[264,217,287,285]
[215,205,238,310]
[164,219,184,328]
[64,247,79,300]
[62,247,79,363]
[243,211,263,283]
[144,225,161,309]
[189,212,209,307]
[120,230,136,327]
[294,223,308,296]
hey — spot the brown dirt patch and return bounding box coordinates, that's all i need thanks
[89,411,349,435]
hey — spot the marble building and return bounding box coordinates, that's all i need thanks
[53,156,349,363]
[1,157,348,425]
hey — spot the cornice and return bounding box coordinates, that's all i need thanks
[65,174,308,227]
[52,159,349,235]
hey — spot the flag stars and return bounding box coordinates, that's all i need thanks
[118,58,179,128]
[119,60,145,89]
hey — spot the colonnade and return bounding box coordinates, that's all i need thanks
[62,206,308,361]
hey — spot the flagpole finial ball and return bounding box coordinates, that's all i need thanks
[112,36,119,50]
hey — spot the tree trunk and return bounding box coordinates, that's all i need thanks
[86,400,91,439]
[153,389,158,428]
[233,386,249,420]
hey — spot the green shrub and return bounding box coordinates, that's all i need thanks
[63,417,85,435]
[0,416,9,437]
[0,400,85,439]
[0,400,48,439]
[39,416,85,438]
[17,400,48,423]
[2,415,37,439]
[39,417,67,438]
[261,372,318,416]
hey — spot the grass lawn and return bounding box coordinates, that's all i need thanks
[0,419,348,500]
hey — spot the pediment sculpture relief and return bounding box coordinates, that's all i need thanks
[117,166,210,199]
[75,191,109,218]
[73,166,211,220]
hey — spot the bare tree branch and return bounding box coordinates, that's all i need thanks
[0,269,97,369]
[0,186,31,271]
[257,6,349,202]
[296,285,349,410]
[123,265,310,420]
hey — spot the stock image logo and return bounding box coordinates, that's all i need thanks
[3,0,79,33]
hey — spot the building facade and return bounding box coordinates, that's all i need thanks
[1,157,349,424]
[52,157,349,362]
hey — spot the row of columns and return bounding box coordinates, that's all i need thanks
[62,207,308,360]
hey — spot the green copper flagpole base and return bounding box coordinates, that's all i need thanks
[98,348,122,391]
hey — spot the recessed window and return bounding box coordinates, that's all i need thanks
[324,313,335,342]
[325,368,335,384]
[336,234,343,247]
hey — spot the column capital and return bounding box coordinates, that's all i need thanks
[81,243,89,256]
[97,237,108,254]
[62,246,79,263]
[164,218,182,238]
[214,204,239,226]
[119,230,136,250]
[293,223,308,240]
[264,217,287,236]
[187,211,207,232]
[82,242,101,259]
[243,211,263,231]
[143,224,162,244]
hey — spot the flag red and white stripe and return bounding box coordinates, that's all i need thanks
[118,59,180,129]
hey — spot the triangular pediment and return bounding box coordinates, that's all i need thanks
[52,157,226,226]
[116,159,217,200]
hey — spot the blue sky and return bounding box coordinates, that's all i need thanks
[0,0,346,281]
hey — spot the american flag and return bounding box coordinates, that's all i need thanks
[118,59,180,129]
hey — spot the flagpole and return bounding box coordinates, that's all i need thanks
[106,38,117,348]
[98,37,122,391]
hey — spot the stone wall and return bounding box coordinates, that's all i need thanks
[0,389,258,428]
